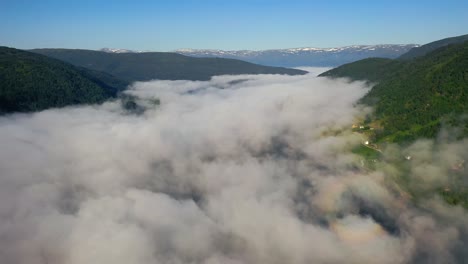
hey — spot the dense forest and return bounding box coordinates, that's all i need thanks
[31,49,308,82]
[0,47,128,113]
[320,40,468,143]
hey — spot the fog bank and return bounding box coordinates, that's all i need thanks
[0,70,467,264]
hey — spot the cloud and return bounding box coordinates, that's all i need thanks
[0,70,467,263]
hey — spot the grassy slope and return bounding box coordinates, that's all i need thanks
[31,49,308,82]
[0,47,128,113]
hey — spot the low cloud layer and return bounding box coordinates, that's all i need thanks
[0,69,467,263]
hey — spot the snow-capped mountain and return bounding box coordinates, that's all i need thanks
[99,48,147,53]
[174,44,419,67]
[98,44,419,67]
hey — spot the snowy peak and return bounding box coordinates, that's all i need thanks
[98,44,420,67]
[175,44,419,56]
[174,44,420,67]
[99,48,147,53]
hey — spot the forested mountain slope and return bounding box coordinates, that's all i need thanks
[320,41,468,143]
[0,47,128,113]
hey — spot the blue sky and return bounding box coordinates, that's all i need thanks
[1,0,467,51]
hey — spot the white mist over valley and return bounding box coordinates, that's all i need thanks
[1,69,467,264]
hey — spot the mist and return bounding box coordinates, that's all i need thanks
[0,69,467,264]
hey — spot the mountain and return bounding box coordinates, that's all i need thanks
[319,39,468,143]
[0,47,128,114]
[174,44,418,67]
[100,48,142,53]
[30,49,307,82]
[399,34,468,60]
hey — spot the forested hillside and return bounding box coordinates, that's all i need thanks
[320,41,468,143]
[0,47,128,113]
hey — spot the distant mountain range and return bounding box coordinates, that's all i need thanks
[99,48,149,53]
[31,49,307,83]
[173,45,419,67]
[99,44,418,67]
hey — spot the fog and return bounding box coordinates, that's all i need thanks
[0,69,467,264]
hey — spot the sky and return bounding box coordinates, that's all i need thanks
[1,0,468,51]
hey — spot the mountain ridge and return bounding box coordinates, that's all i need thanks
[399,34,468,60]
[173,44,419,67]
[30,48,307,82]
[95,44,418,67]
[174,44,418,54]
